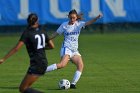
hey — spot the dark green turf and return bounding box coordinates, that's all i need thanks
[0,33,140,93]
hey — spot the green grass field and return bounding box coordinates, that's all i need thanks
[0,33,140,93]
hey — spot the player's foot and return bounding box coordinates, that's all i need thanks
[70,84,76,89]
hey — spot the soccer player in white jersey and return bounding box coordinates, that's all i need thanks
[46,9,102,89]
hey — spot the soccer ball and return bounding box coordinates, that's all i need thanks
[58,79,70,89]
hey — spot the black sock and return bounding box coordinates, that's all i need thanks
[23,88,44,93]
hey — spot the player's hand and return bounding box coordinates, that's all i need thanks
[0,59,5,64]
[97,13,103,19]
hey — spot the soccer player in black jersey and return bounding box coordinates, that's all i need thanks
[0,13,54,93]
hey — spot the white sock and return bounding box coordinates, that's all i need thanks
[46,64,57,72]
[71,70,82,85]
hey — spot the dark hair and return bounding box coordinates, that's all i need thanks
[27,13,38,26]
[68,9,83,20]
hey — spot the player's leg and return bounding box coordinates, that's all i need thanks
[19,74,43,93]
[46,54,70,72]
[46,47,71,72]
[57,54,70,68]
[70,55,84,88]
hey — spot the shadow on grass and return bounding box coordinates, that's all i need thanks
[47,88,73,91]
[0,86,18,90]
[47,88,61,90]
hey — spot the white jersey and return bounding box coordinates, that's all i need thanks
[57,21,85,51]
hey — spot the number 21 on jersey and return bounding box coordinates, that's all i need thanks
[35,34,45,49]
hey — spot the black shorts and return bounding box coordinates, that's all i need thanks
[27,59,48,75]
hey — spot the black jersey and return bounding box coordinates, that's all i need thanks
[19,27,49,61]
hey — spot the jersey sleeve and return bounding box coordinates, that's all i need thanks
[56,24,64,35]
[19,31,28,43]
[79,21,86,29]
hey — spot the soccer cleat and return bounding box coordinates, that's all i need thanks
[70,84,76,89]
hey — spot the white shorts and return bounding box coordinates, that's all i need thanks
[60,47,81,58]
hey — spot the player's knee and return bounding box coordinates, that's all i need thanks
[81,62,84,68]
[77,62,84,71]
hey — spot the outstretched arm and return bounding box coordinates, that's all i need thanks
[45,31,60,50]
[49,32,59,40]
[0,41,24,64]
[85,14,103,26]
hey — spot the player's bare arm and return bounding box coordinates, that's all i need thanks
[49,32,59,40]
[0,41,24,64]
[85,14,103,26]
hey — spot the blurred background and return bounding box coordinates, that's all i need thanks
[0,0,140,34]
